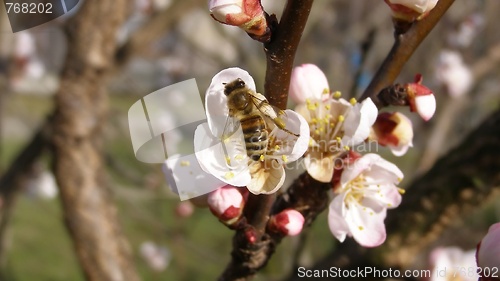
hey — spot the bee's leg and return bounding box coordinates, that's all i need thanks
[273,117,299,137]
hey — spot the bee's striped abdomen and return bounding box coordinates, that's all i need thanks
[240,114,268,161]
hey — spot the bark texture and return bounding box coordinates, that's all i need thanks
[50,1,140,281]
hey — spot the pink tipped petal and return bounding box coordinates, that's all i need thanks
[345,202,388,248]
[414,94,436,121]
[207,186,244,220]
[289,64,330,103]
[328,194,350,242]
[340,154,382,187]
[270,209,305,236]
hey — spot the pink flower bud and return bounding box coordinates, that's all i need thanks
[477,223,500,280]
[289,64,330,104]
[405,74,436,121]
[370,112,413,156]
[208,0,268,36]
[207,186,244,225]
[268,209,305,236]
[175,201,194,218]
[384,0,438,21]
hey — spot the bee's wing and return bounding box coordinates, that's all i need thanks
[221,115,247,169]
[249,92,299,137]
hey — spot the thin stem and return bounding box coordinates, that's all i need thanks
[360,0,455,106]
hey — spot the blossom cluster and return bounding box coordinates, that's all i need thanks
[163,59,436,245]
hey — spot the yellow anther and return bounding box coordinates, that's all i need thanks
[309,138,314,146]
[387,203,393,207]
[274,145,280,150]
[397,177,403,182]
[358,226,364,231]
[234,154,244,160]
[338,115,345,122]
[311,118,318,124]
[333,91,342,98]
[259,155,265,162]
[282,155,288,162]
[343,145,350,151]
[398,188,406,195]
[307,104,317,111]
[325,104,331,110]
[322,88,329,94]
[319,127,324,132]
[306,98,311,104]
[224,172,234,180]
[314,102,319,107]
[336,137,342,143]
[349,97,357,105]
[225,156,231,165]
[315,129,320,135]
[180,161,190,167]
[325,114,332,119]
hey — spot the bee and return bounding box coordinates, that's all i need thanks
[222,78,299,162]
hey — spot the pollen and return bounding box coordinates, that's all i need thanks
[333,91,342,98]
[338,115,345,122]
[225,156,231,165]
[314,129,320,135]
[309,138,314,147]
[180,161,190,167]
[322,88,329,94]
[224,172,234,180]
[234,154,244,160]
[306,99,311,105]
[336,137,342,143]
[311,118,318,124]
[307,104,317,111]
[325,104,331,110]
[349,98,357,105]
[281,155,288,162]
[398,188,406,195]
[274,145,280,151]
[397,177,403,182]
[259,155,265,162]
[343,145,350,151]
[358,226,364,231]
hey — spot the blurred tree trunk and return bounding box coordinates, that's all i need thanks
[50,1,140,281]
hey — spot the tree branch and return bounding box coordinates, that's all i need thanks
[360,0,455,106]
[219,1,314,280]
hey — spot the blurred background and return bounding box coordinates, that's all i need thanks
[0,0,499,280]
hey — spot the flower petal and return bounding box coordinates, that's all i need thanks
[205,67,256,137]
[344,201,388,247]
[305,152,335,183]
[340,153,382,187]
[328,193,350,242]
[273,110,310,162]
[163,154,226,200]
[247,160,285,194]
[342,98,378,147]
[289,64,330,104]
[194,123,251,186]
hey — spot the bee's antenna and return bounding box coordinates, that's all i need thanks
[222,82,227,85]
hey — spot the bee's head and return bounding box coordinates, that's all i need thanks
[223,78,246,96]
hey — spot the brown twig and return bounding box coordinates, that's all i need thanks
[360,0,455,106]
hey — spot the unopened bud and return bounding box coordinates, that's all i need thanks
[207,186,244,225]
[370,112,413,156]
[268,209,305,236]
[384,0,438,22]
[405,74,436,121]
[208,0,269,37]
